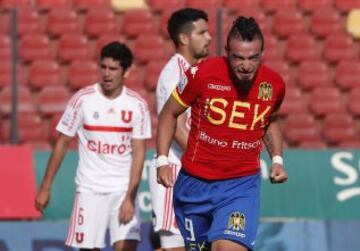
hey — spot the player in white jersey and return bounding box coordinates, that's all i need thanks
[35,42,151,251]
[149,8,212,251]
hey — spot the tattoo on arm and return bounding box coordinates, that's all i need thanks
[264,129,275,157]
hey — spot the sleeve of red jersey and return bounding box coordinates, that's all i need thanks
[171,65,202,108]
[273,76,286,113]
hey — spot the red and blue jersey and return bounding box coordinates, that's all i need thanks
[172,57,285,180]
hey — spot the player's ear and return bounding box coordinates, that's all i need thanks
[179,33,189,46]
[123,66,133,78]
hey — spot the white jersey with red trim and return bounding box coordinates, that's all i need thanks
[149,54,190,237]
[57,84,151,193]
[155,53,190,165]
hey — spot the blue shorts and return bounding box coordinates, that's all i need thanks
[173,169,260,250]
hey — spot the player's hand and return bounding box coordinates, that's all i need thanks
[270,163,288,184]
[35,189,51,213]
[157,165,174,188]
[119,196,135,224]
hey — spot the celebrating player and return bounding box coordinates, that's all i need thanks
[156,17,288,251]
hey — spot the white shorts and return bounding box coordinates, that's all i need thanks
[149,159,184,248]
[159,230,185,249]
[65,190,141,249]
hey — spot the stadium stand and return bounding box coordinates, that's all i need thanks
[264,60,296,85]
[223,0,259,13]
[186,0,223,9]
[309,87,347,117]
[147,0,184,14]
[17,8,44,37]
[73,0,112,11]
[298,0,333,13]
[262,33,282,61]
[285,34,321,63]
[260,0,297,13]
[1,0,33,9]
[28,59,63,89]
[322,113,359,145]
[284,126,322,146]
[335,59,360,90]
[15,111,49,142]
[279,86,308,116]
[124,67,146,95]
[1,0,360,149]
[334,0,360,13]
[37,85,71,116]
[57,33,94,62]
[132,34,169,64]
[272,9,307,38]
[0,34,11,61]
[0,85,37,115]
[18,34,54,62]
[297,60,333,90]
[121,9,158,38]
[347,88,360,116]
[144,60,167,92]
[67,59,101,90]
[0,61,28,88]
[310,8,344,38]
[46,8,82,37]
[323,33,359,63]
[84,8,119,38]
[36,0,73,12]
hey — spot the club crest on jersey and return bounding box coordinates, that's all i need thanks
[121,110,133,123]
[177,74,188,94]
[258,82,273,101]
[190,66,198,78]
[227,212,246,231]
[93,111,99,119]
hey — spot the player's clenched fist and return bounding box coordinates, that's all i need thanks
[270,164,288,184]
[35,189,50,213]
[157,165,175,188]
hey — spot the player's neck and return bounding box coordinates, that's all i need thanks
[100,85,123,100]
[177,48,198,65]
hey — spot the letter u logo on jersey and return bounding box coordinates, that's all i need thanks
[121,110,133,123]
[75,232,84,243]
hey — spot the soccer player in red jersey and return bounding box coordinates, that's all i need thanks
[156,16,288,251]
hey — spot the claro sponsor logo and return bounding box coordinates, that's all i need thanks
[87,140,127,154]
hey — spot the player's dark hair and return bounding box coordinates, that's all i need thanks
[226,16,264,51]
[100,41,133,72]
[167,8,208,48]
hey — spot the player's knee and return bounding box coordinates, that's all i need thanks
[211,239,248,251]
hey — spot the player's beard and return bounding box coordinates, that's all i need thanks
[194,50,209,60]
[231,73,253,94]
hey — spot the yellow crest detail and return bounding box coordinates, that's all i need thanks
[227,212,246,231]
[258,82,273,101]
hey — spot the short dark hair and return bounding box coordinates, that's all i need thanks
[100,41,133,72]
[167,8,208,47]
[226,16,264,51]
